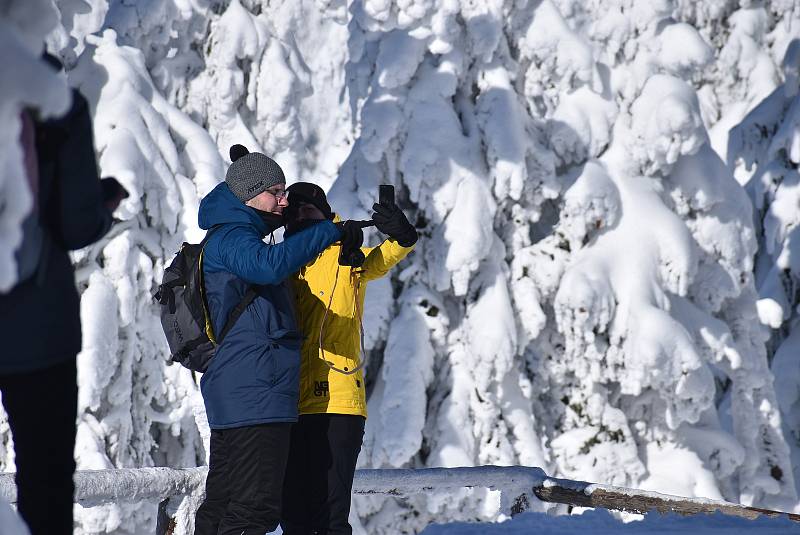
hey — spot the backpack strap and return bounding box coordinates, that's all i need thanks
[200,224,257,346]
[216,287,259,345]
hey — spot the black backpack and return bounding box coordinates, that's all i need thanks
[154,228,256,372]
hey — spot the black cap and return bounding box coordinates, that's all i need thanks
[287,182,333,220]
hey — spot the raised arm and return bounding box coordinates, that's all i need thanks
[210,220,341,285]
[361,238,415,282]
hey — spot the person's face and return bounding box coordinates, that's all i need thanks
[285,201,326,234]
[246,184,288,214]
[295,203,326,222]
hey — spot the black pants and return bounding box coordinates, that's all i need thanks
[282,414,366,535]
[195,422,292,535]
[0,357,77,535]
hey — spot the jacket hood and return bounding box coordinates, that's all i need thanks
[199,182,270,235]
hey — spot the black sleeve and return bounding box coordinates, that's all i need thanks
[52,90,113,250]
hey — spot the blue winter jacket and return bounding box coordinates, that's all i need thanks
[197,182,340,429]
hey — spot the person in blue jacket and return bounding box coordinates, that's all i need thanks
[193,146,360,535]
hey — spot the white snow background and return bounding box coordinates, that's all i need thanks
[2,0,800,533]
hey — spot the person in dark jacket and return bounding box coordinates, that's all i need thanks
[193,147,360,535]
[0,81,125,534]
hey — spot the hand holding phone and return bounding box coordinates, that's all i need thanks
[372,185,417,247]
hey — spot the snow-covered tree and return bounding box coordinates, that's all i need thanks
[334,0,798,531]
[729,37,800,501]
[702,0,800,159]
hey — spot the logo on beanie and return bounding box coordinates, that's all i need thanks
[245,182,265,194]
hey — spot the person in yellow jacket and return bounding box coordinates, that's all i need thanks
[280,182,417,535]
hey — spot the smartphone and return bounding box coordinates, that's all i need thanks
[379,184,395,207]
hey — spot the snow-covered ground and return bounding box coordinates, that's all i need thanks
[2,0,800,533]
[0,498,29,535]
[422,510,798,534]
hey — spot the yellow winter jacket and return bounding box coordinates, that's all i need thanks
[290,233,414,417]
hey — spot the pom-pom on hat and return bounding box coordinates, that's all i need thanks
[229,144,249,162]
[225,145,286,202]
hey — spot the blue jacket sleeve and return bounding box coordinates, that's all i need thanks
[207,221,340,285]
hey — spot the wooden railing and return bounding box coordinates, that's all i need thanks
[1,466,797,534]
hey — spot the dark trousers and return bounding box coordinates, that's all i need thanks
[282,414,366,535]
[0,357,77,535]
[195,422,292,535]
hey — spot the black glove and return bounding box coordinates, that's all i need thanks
[335,220,366,267]
[372,203,417,247]
[101,176,129,212]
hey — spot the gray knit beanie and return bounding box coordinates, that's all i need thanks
[225,152,286,202]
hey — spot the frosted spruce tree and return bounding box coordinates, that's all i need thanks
[702,0,800,159]
[59,33,214,533]
[330,1,798,532]
[728,38,800,498]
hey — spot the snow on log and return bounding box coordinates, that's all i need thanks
[1,465,797,525]
[0,467,206,507]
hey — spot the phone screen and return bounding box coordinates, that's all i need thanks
[379,185,395,207]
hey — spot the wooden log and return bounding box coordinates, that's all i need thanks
[534,476,800,523]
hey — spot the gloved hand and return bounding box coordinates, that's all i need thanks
[101,176,129,212]
[335,220,364,248]
[335,220,366,267]
[372,203,417,247]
